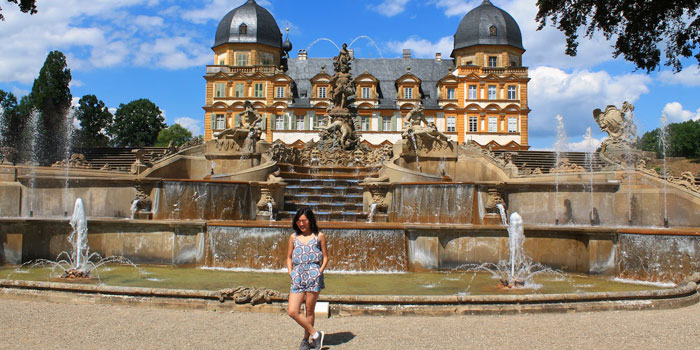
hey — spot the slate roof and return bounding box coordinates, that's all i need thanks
[453,0,524,53]
[286,58,456,110]
[214,0,282,49]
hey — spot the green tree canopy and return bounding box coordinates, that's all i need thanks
[536,0,700,72]
[108,98,166,147]
[639,120,700,158]
[0,91,35,163]
[73,94,113,148]
[0,0,37,21]
[155,123,193,147]
[30,50,72,165]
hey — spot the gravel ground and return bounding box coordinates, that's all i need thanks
[1,297,700,350]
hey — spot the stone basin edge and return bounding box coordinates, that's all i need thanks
[1,272,698,309]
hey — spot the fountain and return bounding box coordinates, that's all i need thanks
[659,113,669,227]
[553,114,567,225]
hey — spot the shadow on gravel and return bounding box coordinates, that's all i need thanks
[323,331,355,347]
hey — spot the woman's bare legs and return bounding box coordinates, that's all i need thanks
[288,292,317,338]
[304,292,320,340]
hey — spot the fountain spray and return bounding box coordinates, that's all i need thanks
[659,113,669,227]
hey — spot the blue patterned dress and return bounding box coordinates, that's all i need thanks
[290,234,325,293]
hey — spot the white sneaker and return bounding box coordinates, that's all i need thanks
[310,331,325,350]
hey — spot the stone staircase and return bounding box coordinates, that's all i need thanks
[276,163,379,222]
[76,147,167,171]
[493,150,607,172]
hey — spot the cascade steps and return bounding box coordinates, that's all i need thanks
[277,163,380,222]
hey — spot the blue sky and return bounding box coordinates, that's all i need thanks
[1,0,699,150]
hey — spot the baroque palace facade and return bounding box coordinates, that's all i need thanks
[203,0,530,150]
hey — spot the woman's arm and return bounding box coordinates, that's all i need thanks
[318,232,329,274]
[286,234,294,276]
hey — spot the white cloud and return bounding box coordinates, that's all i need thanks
[429,0,478,17]
[175,117,202,136]
[529,66,652,139]
[658,67,700,87]
[386,36,453,58]
[182,0,272,24]
[134,36,211,69]
[662,102,700,123]
[567,135,603,153]
[369,0,410,17]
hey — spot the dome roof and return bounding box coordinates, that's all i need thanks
[453,0,524,53]
[214,0,282,49]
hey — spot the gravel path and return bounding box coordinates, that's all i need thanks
[1,298,700,349]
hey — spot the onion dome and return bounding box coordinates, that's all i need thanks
[453,0,524,53]
[214,0,282,49]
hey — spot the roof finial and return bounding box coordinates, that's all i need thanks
[482,0,493,4]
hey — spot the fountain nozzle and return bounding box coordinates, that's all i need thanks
[664,218,669,228]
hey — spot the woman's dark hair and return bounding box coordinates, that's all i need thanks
[292,207,319,235]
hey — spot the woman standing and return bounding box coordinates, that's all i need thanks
[287,207,329,350]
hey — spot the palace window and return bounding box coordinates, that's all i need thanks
[508,117,518,133]
[215,114,226,130]
[488,56,498,67]
[236,53,248,66]
[275,115,285,130]
[276,86,285,98]
[294,115,303,130]
[447,116,456,132]
[361,116,370,131]
[361,87,371,99]
[403,87,413,99]
[239,24,247,35]
[254,83,264,98]
[217,55,226,65]
[215,83,226,98]
[260,52,274,66]
[316,115,327,128]
[383,116,392,131]
[317,86,327,99]
[487,85,497,100]
[446,88,455,100]
[507,86,517,100]
[468,85,477,99]
[469,116,478,132]
[488,117,497,132]
[235,83,245,97]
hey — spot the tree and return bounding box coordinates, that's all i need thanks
[73,94,113,148]
[108,98,166,147]
[536,0,700,72]
[0,0,37,21]
[155,123,193,147]
[639,120,700,158]
[0,91,35,163]
[30,50,72,165]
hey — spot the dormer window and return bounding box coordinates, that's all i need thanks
[489,25,497,36]
[488,56,498,67]
[239,23,247,35]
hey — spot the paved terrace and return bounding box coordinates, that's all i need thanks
[1,297,698,349]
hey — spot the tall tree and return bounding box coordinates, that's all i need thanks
[536,0,700,72]
[155,123,193,147]
[0,91,34,163]
[30,50,72,165]
[639,120,700,158]
[73,94,113,148]
[108,98,166,147]
[0,0,37,21]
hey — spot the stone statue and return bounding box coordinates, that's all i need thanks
[333,43,351,74]
[401,103,450,144]
[593,101,636,146]
[593,102,640,167]
[214,101,263,152]
[330,71,355,111]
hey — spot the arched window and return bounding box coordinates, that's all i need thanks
[239,23,248,35]
[489,25,497,36]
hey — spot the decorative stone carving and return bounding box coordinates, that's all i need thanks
[550,157,585,173]
[401,103,450,152]
[317,44,362,151]
[214,101,263,153]
[593,102,640,167]
[484,187,505,214]
[0,146,18,165]
[130,149,151,174]
[131,180,153,219]
[218,286,280,305]
[671,171,699,193]
[51,153,92,169]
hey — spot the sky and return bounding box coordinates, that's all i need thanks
[1,0,699,151]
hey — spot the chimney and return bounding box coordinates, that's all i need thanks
[348,49,355,60]
[403,49,412,60]
[298,49,307,60]
[435,53,442,62]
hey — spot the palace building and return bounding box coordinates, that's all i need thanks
[203,0,530,150]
